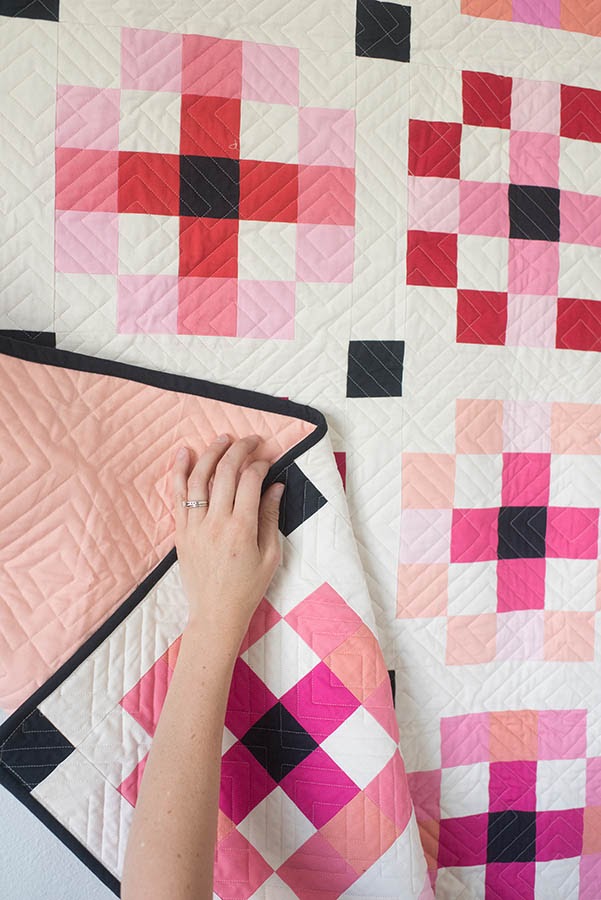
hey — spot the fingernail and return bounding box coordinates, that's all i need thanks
[177,446,187,458]
[274,483,285,497]
[216,433,229,442]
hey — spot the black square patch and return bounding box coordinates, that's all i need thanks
[356,0,411,62]
[0,0,59,20]
[241,702,319,783]
[180,156,239,218]
[508,184,560,241]
[488,810,536,862]
[277,463,327,537]
[498,506,547,559]
[347,340,404,397]
[0,708,75,792]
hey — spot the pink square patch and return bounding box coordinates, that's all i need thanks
[459,180,508,238]
[409,176,460,233]
[181,34,242,98]
[277,831,358,897]
[121,27,182,92]
[402,453,456,509]
[440,712,490,768]
[55,148,118,212]
[284,583,363,660]
[538,709,587,760]
[214,829,273,899]
[546,507,599,559]
[508,239,559,295]
[177,277,237,336]
[298,166,355,226]
[242,42,299,105]
[237,280,295,339]
[505,293,557,348]
[509,131,559,188]
[544,610,595,662]
[120,657,172,737]
[297,224,354,283]
[117,274,178,332]
[56,85,120,151]
[446,614,497,664]
[497,558,546,612]
[511,78,560,134]
[451,507,499,563]
[406,769,441,821]
[55,210,119,275]
[455,398,504,454]
[586,757,601,805]
[501,453,550,506]
[299,107,355,168]
[560,191,601,248]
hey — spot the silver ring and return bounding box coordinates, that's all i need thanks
[182,499,209,508]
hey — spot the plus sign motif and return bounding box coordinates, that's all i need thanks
[54,27,356,338]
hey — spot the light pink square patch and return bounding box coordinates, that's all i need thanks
[56,85,120,151]
[237,280,295,339]
[503,400,552,453]
[298,107,355,168]
[242,42,299,105]
[118,274,179,333]
[182,34,242,98]
[451,507,498,563]
[508,239,559,295]
[177,277,237,336]
[505,293,557,348]
[296,224,354,283]
[511,78,560,134]
[298,165,355,226]
[560,191,601,248]
[409,176,460,233]
[538,709,587,759]
[121,27,182,92]
[459,181,508,238]
[496,610,544,660]
[399,509,452,564]
[509,131,559,187]
[440,712,490,767]
[55,210,119,274]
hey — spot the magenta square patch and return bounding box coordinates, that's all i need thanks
[538,709,587,760]
[536,808,583,860]
[501,453,550,506]
[546,507,599,559]
[485,862,535,899]
[497,558,546,612]
[225,658,279,740]
[279,747,360,828]
[441,713,490,768]
[451,507,499,562]
[489,761,537,812]
[219,742,277,824]
[438,814,488,867]
[280,662,360,743]
[121,27,182,92]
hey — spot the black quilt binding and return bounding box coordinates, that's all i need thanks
[0,331,328,895]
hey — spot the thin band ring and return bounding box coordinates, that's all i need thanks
[181,499,209,508]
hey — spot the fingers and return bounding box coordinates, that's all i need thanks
[185,434,231,521]
[209,435,261,516]
[172,446,191,532]
[233,458,271,536]
[258,481,285,560]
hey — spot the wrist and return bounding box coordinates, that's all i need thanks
[183,614,248,658]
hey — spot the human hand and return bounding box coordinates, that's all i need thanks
[171,434,285,645]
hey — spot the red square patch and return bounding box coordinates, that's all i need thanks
[408,119,462,179]
[556,297,601,352]
[239,160,298,222]
[406,230,458,288]
[179,216,238,277]
[180,95,241,157]
[462,71,512,129]
[118,152,180,215]
[457,289,508,345]
[561,83,601,143]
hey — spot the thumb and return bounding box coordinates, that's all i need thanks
[258,481,285,556]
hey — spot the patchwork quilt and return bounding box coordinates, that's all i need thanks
[1,0,601,897]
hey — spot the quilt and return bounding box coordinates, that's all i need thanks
[1,0,601,897]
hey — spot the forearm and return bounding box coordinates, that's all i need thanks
[121,620,243,900]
